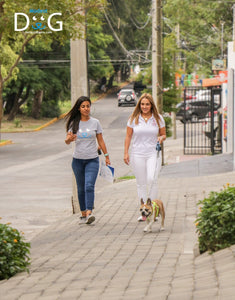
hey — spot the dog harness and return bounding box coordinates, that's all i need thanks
[152,201,159,216]
[147,201,159,221]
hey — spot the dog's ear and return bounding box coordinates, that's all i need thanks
[140,198,144,205]
[147,198,152,206]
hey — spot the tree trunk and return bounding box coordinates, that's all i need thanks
[7,85,31,121]
[7,100,21,121]
[32,90,43,119]
[7,85,24,121]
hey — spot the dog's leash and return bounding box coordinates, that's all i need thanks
[148,141,161,199]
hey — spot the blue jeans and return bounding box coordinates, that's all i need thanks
[72,157,99,212]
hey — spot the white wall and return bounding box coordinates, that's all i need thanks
[227,42,235,168]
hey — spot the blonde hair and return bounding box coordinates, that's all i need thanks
[129,93,161,127]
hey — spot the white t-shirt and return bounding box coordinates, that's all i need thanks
[127,114,165,156]
[71,117,102,159]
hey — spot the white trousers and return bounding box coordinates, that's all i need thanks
[130,152,161,204]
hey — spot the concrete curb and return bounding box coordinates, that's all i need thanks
[0,140,13,147]
[32,112,67,132]
[0,113,67,147]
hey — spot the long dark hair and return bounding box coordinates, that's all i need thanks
[65,96,91,133]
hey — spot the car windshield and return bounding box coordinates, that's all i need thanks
[121,90,132,94]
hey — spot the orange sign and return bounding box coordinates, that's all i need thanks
[202,71,228,87]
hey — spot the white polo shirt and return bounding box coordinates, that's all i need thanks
[127,114,165,156]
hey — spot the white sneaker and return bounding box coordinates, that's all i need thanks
[86,214,95,224]
[79,216,87,224]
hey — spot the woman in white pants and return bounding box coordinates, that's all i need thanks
[124,93,166,221]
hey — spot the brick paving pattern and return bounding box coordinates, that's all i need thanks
[1,171,235,300]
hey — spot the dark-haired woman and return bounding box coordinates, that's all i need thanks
[124,93,166,221]
[65,96,110,225]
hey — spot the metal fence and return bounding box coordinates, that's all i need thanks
[183,87,222,155]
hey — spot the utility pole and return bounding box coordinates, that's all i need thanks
[70,4,88,214]
[152,0,164,161]
[152,0,157,106]
[152,0,163,113]
[156,0,163,114]
[152,0,163,114]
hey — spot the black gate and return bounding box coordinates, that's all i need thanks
[183,86,222,155]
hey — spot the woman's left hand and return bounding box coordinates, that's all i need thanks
[105,156,111,166]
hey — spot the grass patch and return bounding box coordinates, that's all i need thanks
[1,116,52,132]
[115,175,135,182]
[118,175,135,180]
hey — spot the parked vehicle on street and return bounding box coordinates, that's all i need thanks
[117,89,137,107]
[133,81,147,94]
[195,89,211,101]
[176,100,217,123]
[195,89,220,104]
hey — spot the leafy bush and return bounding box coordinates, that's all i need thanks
[41,100,61,118]
[14,118,22,128]
[195,185,235,254]
[0,223,30,280]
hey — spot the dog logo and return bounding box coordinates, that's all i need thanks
[14,11,63,32]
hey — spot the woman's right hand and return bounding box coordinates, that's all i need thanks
[65,132,77,144]
[124,153,130,165]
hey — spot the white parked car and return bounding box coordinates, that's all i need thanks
[195,89,220,104]
[117,89,137,107]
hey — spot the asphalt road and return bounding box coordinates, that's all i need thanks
[0,91,136,240]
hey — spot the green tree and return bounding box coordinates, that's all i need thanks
[0,0,107,128]
[4,40,71,120]
[163,0,233,75]
[87,14,114,91]
[102,0,152,80]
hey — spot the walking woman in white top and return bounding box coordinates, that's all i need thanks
[124,93,166,220]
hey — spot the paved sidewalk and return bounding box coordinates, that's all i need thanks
[1,128,235,299]
[1,155,235,299]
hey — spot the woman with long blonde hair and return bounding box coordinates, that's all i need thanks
[124,93,166,221]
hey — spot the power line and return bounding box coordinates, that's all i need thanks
[103,9,151,64]
[103,9,131,57]
[130,13,151,30]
